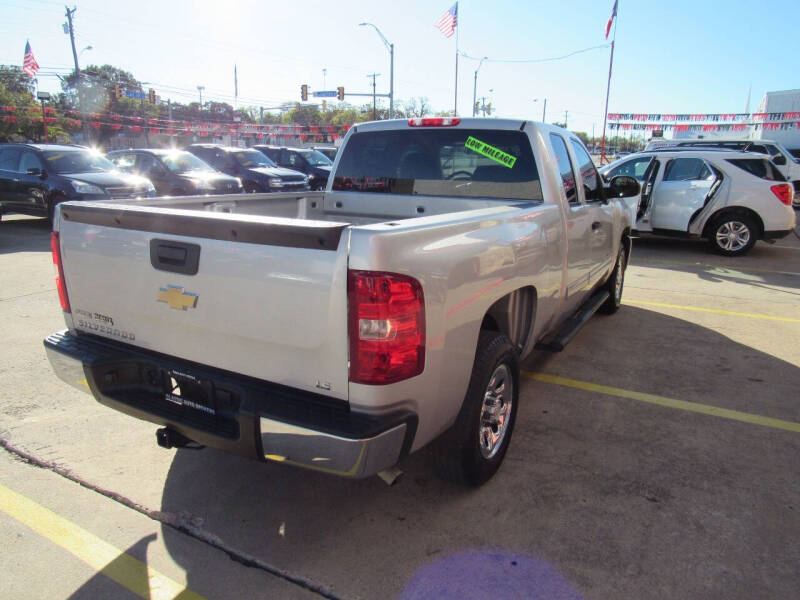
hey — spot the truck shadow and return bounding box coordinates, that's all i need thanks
[156,305,800,599]
[0,216,51,254]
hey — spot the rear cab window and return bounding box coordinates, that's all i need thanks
[333,128,541,201]
[726,158,785,181]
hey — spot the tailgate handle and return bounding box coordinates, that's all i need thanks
[150,239,201,275]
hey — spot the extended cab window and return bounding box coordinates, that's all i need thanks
[664,158,713,181]
[726,158,785,181]
[549,134,577,203]
[332,129,541,201]
[569,139,601,201]
[111,153,138,171]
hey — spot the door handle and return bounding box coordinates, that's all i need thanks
[150,239,201,275]
[591,221,602,231]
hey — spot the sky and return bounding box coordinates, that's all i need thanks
[2,0,799,138]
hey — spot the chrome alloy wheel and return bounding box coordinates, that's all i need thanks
[614,249,626,303]
[716,220,751,252]
[478,364,513,459]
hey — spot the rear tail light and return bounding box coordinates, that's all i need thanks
[408,117,461,127]
[50,232,71,313]
[770,183,793,206]
[348,270,425,385]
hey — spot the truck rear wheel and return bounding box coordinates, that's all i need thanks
[433,331,519,486]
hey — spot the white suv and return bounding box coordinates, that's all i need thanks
[601,148,796,255]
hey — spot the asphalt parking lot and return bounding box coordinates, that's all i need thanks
[0,214,798,600]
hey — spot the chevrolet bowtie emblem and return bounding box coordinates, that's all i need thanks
[157,285,198,310]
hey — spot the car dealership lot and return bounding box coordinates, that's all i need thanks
[0,214,798,599]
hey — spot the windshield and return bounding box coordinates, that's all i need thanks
[300,149,332,166]
[42,150,115,174]
[159,151,213,173]
[332,128,541,201]
[233,150,276,168]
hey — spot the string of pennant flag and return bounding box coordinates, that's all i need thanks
[0,105,351,139]
[608,112,800,122]
[609,122,800,132]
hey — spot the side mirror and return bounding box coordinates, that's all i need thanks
[772,154,787,166]
[607,175,641,198]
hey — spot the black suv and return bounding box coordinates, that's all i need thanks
[0,143,155,222]
[253,146,333,190]
[184,145,309,192]
[107,149,243,196]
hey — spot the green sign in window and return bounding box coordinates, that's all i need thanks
[465,136,518,168]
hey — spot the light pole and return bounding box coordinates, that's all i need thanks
[197,85,204,108]
[533,98,547,122]
[473,56,488,117]
[359,22,394,118]
[37,91,51,143]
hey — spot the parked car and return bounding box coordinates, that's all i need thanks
[643,138,800,201]
[0,143,155,222]
[45,118,639,486]
[107,149,243,196]
[600,148,796,255]
[184,145,308,192]
[312,146,339,162]
[253,145,332,190]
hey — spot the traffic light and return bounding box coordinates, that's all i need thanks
[337,86,344,101]
[301,84,308,101]
[148,88,156,104]
[113,84,121,100]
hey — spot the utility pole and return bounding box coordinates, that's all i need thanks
[197,85,204,108]
[64,6,88,140]
[542,98,547,123]
[368,73,380,120]
[564,110,568,129]
[259,106,264,122]
[322,68,327,90]
[473,57,487,117]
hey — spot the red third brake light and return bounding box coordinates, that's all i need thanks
[348,270,425,385]
[408,117,461,127]
[770,183,793,206]
[50,232,71,313]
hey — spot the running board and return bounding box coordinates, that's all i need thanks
[535,291,610,352]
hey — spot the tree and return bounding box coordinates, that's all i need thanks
[0,66,71,142]
[404,97,431,118]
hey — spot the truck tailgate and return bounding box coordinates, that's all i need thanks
[57,203,351,401]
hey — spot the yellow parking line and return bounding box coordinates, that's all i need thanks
[523,372,800,434]
[0,482,206,600]
[631,257,800,277]
[623,299,800,323]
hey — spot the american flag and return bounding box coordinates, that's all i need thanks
[435,2,458,39]
[23,40,39,78]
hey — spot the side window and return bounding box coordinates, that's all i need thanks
[19,151,44,173]
[569,139,601,201]
[550,134,578,204]
[111,153,138,171]
[137,154,157,173]
[0,148,22,172]
[609,157,651,182]
[663,158,713,181]
[749,144,768,155]
[287,152,299,167]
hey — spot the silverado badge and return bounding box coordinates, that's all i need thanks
[157,285,198,310]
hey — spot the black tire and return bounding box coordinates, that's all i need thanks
[707,213,758,256]
[599,242,627,314]
[433,331,519,486]
[46,196,63,225]
[243,181,262,193]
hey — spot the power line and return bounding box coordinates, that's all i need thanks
[460,43,610,65]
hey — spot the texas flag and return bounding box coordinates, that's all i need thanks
[605,0,618,39]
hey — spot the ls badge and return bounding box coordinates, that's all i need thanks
[157,285,198,310]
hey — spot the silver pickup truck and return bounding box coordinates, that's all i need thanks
[45,118,639,486]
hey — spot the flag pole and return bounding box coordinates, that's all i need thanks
[600,9,617,165]
[454,3,459,116]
